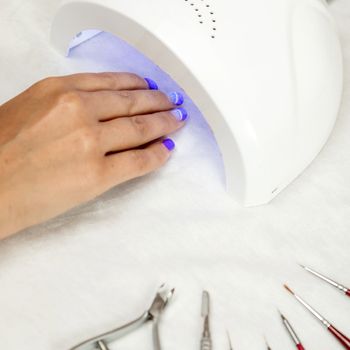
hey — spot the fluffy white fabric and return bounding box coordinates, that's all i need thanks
[0,1,349,349]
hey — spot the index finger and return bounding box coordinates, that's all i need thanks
[61,72,154,92]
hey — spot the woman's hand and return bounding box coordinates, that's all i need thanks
[0,73,188,239]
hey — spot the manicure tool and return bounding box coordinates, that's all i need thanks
[70,284,175,350]
[279,311,305,350]
[284,284,350,349]
[264,336,272,350]
[200,290,212,350]
[227,331,233,350]
[300,264,350,297]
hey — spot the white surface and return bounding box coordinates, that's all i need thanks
[0,0,349,349]
[50,0,344,206]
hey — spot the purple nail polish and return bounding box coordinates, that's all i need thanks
[168,92,184,106]
[171,107,188,121]
[144,78,158,90]
[162,138,176,151]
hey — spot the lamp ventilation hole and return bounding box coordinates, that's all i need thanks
[184,0,217,39]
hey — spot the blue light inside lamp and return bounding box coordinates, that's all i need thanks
[66,30,225,188]
[68,30,102,54]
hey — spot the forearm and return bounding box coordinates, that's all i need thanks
[0,192,21,240]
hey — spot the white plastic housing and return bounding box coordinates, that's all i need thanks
[51,0,343,206]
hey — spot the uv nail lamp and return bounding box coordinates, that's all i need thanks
[51,0,343,206]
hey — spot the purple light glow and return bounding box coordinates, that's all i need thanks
[66,30,225,188]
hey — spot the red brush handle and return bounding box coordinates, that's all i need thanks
[346,289,350,297]
[297,344,305,350]
[328,325,350,350]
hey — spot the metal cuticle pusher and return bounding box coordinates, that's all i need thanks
[200,290,212,350]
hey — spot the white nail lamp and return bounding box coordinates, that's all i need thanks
[50,0,343,206]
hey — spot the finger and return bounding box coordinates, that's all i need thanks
[102,139,176,189]
[100,108,187,152]
[82,90,184,121]
[61,72,155,92]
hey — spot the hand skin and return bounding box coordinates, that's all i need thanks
[0,73,186,239]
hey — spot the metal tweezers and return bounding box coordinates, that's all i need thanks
[70,284,175,350]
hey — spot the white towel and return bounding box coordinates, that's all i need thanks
[0,1,349,349]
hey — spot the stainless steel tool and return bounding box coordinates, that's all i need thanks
[200,290,212,350]
[70,284,174,350]
[227,331,233,350]
[264,336,272,350]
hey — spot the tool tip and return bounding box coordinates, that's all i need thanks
[201,290,210,317]
[298,263,306,269]
[264,336,272,350]
[226,330,233,350]
[283,284,294,295]
[277,309,286,320]
[157,284,175,303]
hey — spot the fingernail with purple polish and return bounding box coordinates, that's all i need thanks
[171,107,188,122]
[162,138,176,151]
[168,92,184,106]
[144,78,158,90]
